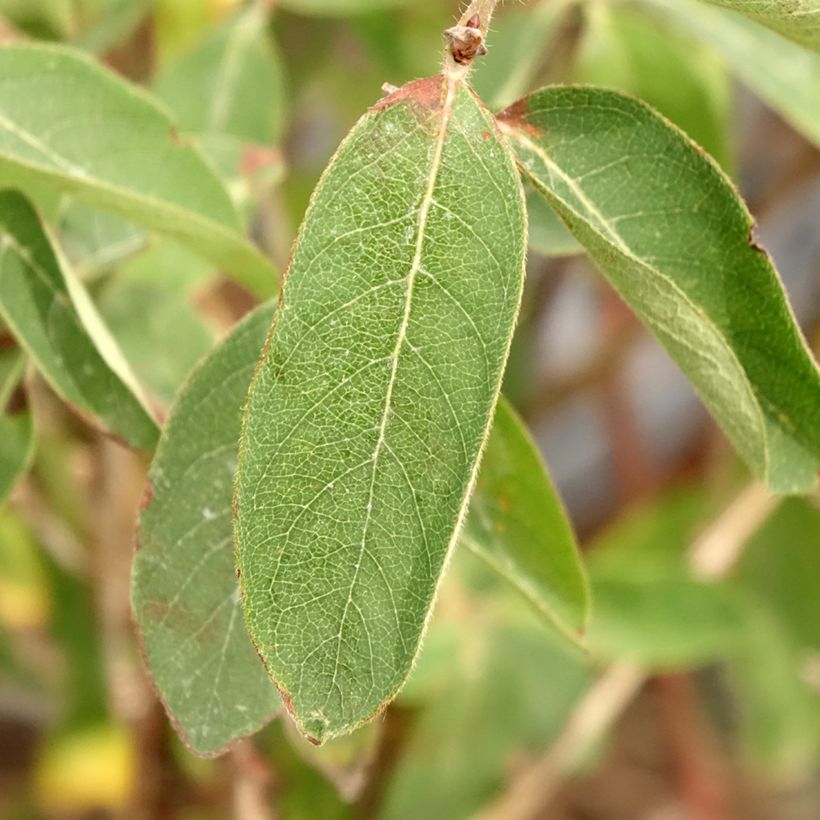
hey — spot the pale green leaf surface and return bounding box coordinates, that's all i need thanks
[0,191,159,450]
[0,44,277,295]
[577,2,732,169]
[702,0,820,52]
[97,279,214,407]
[59,201,147,278]
[0,349,34,505]
[278,0,409,15]
[154,6,285,145]
[586,487,742,667]
[384,549,590,820]
[132,302,281,757]
[461,397,589,640]
[235,76,526,743]
[526,186,581,257]
[501,87,820,493]
[641,0,820,148]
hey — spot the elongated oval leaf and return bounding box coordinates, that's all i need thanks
[702,0,820,53]
[154,6,285,145]
[235,76,526,743]
[0,349,34,505]
[500,88,820,493]
[133,302,281,757]
[0,43,276,295]
[461,397,589,640]
[0,191,159,451]
[641,0,820,149]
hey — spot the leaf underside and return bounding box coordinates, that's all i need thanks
[235,75,526,743]
[461,397,589,640]
[501,87,820,493]
[0,190,159,451]
[133,302,281,758]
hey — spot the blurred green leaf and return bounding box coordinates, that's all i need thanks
[0,349,34,505]
[71,0,148,54]
[97,278,214,407]
[154,6,285,145]
[501,87,820,493]
[738,497,820,647]
[526,185,582,257]
[59,201,147,279]
[118,238,214,295]
[0,43,277,295]
[701,0,820,53]
[0,191,159,451]
[727,600,820,776]
[726,497,820,774]
[462,397,589,641]
[577,1,732,169]
[132,301,280,757]
[279,0,410,16]
[586,489,742,667]
[587,576,741,667]
[471,1,568,111]
[0,507,48,631]
[641,0,820,149]
[235,76,526,744]
[152,0,234,63]
[384,561,590,820]
[0,0,72,39]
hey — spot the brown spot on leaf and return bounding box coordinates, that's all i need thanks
[497,99,543,139]
[373,76,445,114]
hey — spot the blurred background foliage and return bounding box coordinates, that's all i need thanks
[0,0,818,818]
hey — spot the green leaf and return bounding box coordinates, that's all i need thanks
[59,201,147,278]
[641,0,820,149]
[97,278,214,407]
[461,397,589,641]
[0,190,159,450]
[586,488,742,667]
[235,75,526,743]
[278,0,410,16]
[500,87,820,493]
[0,43,277,295]
[384,550,590,820]
[576,1,733,170]
[132,302,280,758]
[0,349,35,505]
[588,575,741,667]
[526,185,581,257]
[701,0,820,53]
[154,6,285,145]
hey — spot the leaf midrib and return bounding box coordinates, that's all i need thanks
[323,75,459,708]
